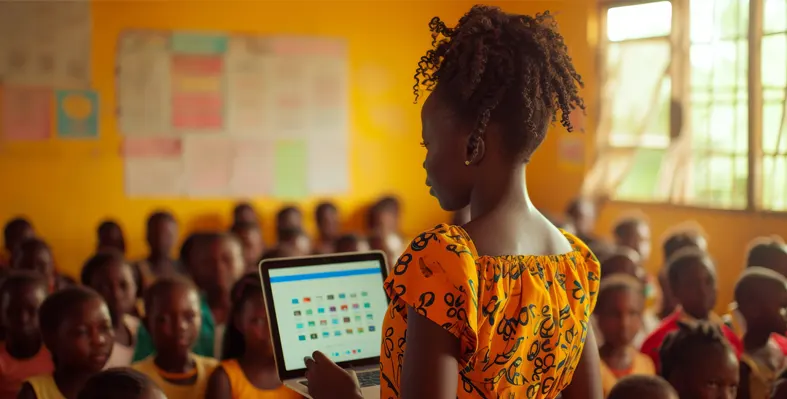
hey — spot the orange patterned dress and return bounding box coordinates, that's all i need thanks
[379,224,600,399]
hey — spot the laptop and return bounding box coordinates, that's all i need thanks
[259,251,388,399]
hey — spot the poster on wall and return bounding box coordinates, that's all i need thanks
[0,86,51,141]
[56,89,99,138]
[117,30,349,198]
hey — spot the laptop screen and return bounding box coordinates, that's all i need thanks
[268,259,388,372]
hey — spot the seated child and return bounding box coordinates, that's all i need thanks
[607,375,678,399]
[595,275,656,396]
[613,215,652,264]
[0,272,53,398]
[205,273,303,398]
[77,368,165,399]
[232,202,259,226]
[230,222,264,273]
[132,277,218,399]
[80,251,140,368]
[314,202,340,254]
[134,211,181,292]
[659,321,739,399]
[2,218,34,268]
[726,236,787,337]
[265,228,311,259]
[335,234,370,254]
[275,207,303,240]
[734,267,787,399]
[640,247,742,371]
[95,221,126,255]
[367,196,403,257]
[18,287,113,399]
[12,238,74,292]
[658,227,708,320]
[134,233,243,361]
[564,197,599,246]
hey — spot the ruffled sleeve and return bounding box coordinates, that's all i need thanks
[562,230,602,316]
[383,224,480,368]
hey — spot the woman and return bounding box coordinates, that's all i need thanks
[304,5,602,399]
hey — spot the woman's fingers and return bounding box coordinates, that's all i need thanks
[312,351,331,363]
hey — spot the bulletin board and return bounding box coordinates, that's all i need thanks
[116,30,350,199]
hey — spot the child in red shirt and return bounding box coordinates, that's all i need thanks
[640,247,742,371]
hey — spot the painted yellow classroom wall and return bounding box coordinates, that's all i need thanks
[0,1,596,277]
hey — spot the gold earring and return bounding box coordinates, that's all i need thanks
[465,160,471,166]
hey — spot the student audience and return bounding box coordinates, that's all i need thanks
[5,192,787,398]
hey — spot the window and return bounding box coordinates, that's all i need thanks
[598,0,787,211]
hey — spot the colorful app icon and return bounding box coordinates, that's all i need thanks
[361,292,368,297]
[352,349,357,354]
[352,304,359,310]
[318,308,325,314]
[322,332,330,338]
[292,298,299,304]
[329,306,336,312]
[310,333,318,340]
[296,323,304,329]
[354,316,361,322]
[298,335,306,341]
[294,311,301,317]
[304,297,312,303]
[350,293,357,298]
[358,349,362,353]
[332,319,339,325]
[368,326,376,332]
[320,320,327,326]
[332,352,340,357]
[308,321,316,327]
[341,305,348,311]
[366,314,373,320]
[306,309,313,315]
[364,303,371,308]
[346,328,353,334]
[338,293,346,299]
[327,295,335,300]
[357,327,364,333]
[334,331,341,336]
[343,317,351,323]
[345,350,351,355]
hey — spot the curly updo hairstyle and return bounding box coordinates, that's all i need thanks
[413,5,585,161]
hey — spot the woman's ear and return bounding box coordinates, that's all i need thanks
[465,135,486,165]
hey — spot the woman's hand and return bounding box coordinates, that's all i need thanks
[304,351,364,399]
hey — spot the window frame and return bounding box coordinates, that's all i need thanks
[596,0,784,213]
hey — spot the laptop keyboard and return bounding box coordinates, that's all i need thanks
[299,371,379,388]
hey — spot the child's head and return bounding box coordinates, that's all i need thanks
[232,202,258,226]
[231,222,265,269]
[12,238,55,291]
[335,234,370,253]
[746,236,787,277]
[145,211,177,255]
[182,233,244,296]
[80,251,137,326]
[277,228,311,257]
[3,217,34,254]
[565,197,596,236]
[315,201,340,240]
[143,277,201,358]
[368,197,400,234]
[607,375,678,399]
[0,271,48,346]
[613,217,652,261]
[663,229,707,262]
[39,287,114,372]
[96,220,126,254]
[734,267,787,336]
[667,247,717,319]
[601,247,645,282]
[595,275,644,348]
[222,273,270,360]
[660,322,739,399]
[276,206,303,241]
[78,367,166,399]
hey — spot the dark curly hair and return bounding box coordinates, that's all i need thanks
[659,321,733,379]
[413,5,584,160]
[78,367,161,399]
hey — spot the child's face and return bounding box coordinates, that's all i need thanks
[317,208,339,239]
[604,256,647,283]
[596,289,643,347]
[6,225,34,253]
[16,247,55,287]
[336,239,370,254]
[279,211,302,232]
[98,226,124,253]
[147,285,201,356]
[209,238,245,293]
[148,220,177,254]
[89,260,137,322]
[0,282,47,343]
[569,200,595,234]
[764,250,787,278]
[237,295,271,354]
[622,223,652,261]
[753,281,787,334]
[236,227,264,268]
[674,346,738,399]
[674,259,717,319]
[235,207,257,225]
[52,298,114,372]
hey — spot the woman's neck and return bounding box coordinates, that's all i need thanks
[5,336,42,359]
[469,164,529,221]
[155,352,193,373]
[53,367,93,399]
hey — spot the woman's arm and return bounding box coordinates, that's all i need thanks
[560,325,603,399]
[205,366,233,399]
[401,306,461,399]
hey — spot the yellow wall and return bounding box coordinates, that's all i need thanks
[0,1,595,277]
